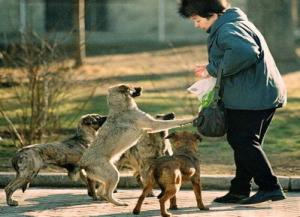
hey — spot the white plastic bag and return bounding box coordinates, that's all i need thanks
[187,77,217,100]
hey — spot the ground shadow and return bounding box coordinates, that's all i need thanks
[0,192,98,217]
[86,41,200,57]
[92,70,189,85]
[94,203,271,217]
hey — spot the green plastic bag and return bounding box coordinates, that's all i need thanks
[199,89,215,111]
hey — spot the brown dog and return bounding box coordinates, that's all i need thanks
[116,113,174,193]
[4,114,107,206]
[133,131,209,217]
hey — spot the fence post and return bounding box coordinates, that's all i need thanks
[158,0,166,42]
[74,0,86,67]
[19,0,26,33]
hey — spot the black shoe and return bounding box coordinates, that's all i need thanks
[213,192,248,203]
[239,189,286,204]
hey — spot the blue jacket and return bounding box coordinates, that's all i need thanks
[206,8,287,110]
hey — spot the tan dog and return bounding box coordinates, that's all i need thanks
[4,114,107,206]
[78,84,194,206]
[85,113,175,201]
[86,113,175,200]
[133,131,209,217]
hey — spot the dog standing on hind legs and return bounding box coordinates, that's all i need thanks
[4,114,106,206]
[78,84,195,206]
[133,131,209,217]
[86,112,175,201]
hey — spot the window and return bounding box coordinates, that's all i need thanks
[46,0,74,32]
[85,0,108,31]
[45,0,108,32]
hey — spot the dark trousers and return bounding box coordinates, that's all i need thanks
[226,108,281,196]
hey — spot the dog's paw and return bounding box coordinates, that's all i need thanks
[132,208,140,215]
[118,201,129,206]
[110,199,128,206]
[90,194,104,201]
[7,199,19,206]
[169,205,178,210]
[199,206,209,210]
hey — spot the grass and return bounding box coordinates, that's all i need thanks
[0,43,299,176]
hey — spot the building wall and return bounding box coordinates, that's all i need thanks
[0,0,247,45]
[0,0,20,33]
[26,0,45,33]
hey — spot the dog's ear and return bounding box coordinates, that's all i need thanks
[81,115,94,125]
[194,133,202,142]
[165,132,176,139]
[97,116,107,126]
[159,131,166,138]
[118,84,129,93]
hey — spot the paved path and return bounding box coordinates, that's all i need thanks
[0,188,299,217]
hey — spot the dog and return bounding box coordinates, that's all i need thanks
[86,113,175,201]
[4,114,107,206]
[85,113,175,201]
[78,84,195,206]
[133,131,209,217]
[115,112,174,196]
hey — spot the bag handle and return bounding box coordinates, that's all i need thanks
[212,67,222,105]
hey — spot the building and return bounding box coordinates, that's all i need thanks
[0,0,210,46]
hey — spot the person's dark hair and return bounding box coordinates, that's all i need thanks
[178,0,229,18]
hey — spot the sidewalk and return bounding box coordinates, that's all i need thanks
[0,188,299,217]
[1,172,300,190]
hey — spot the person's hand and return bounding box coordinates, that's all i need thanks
[194,65,211,79]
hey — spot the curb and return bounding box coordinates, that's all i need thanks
[1,172,299,191]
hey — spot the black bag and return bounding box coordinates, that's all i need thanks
[193,68,227,137]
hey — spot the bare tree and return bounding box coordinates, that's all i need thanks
[247,0,297,62]
[1,32,74,146]
[74,0,86,67]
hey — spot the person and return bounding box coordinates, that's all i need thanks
[178,0,287,204]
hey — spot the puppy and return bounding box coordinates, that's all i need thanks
[78,84,195,206]
[4,114,107,206]
[133,131,209,217]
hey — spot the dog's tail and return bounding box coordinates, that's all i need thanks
[156,169,181,199]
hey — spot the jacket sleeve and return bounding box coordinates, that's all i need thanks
[207,24,261,77]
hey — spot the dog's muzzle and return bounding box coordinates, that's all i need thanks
[130,87,142,98]
[83,115,107,126]
[163,113,175,120]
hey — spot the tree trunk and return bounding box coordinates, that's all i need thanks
[74,0,86,67]
[246,0,297,62]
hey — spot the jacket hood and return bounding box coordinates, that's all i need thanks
[208,7,248,35]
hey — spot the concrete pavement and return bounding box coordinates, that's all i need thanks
[1,172,300,191]
[0,188,300,217]
[0,172,299,217]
